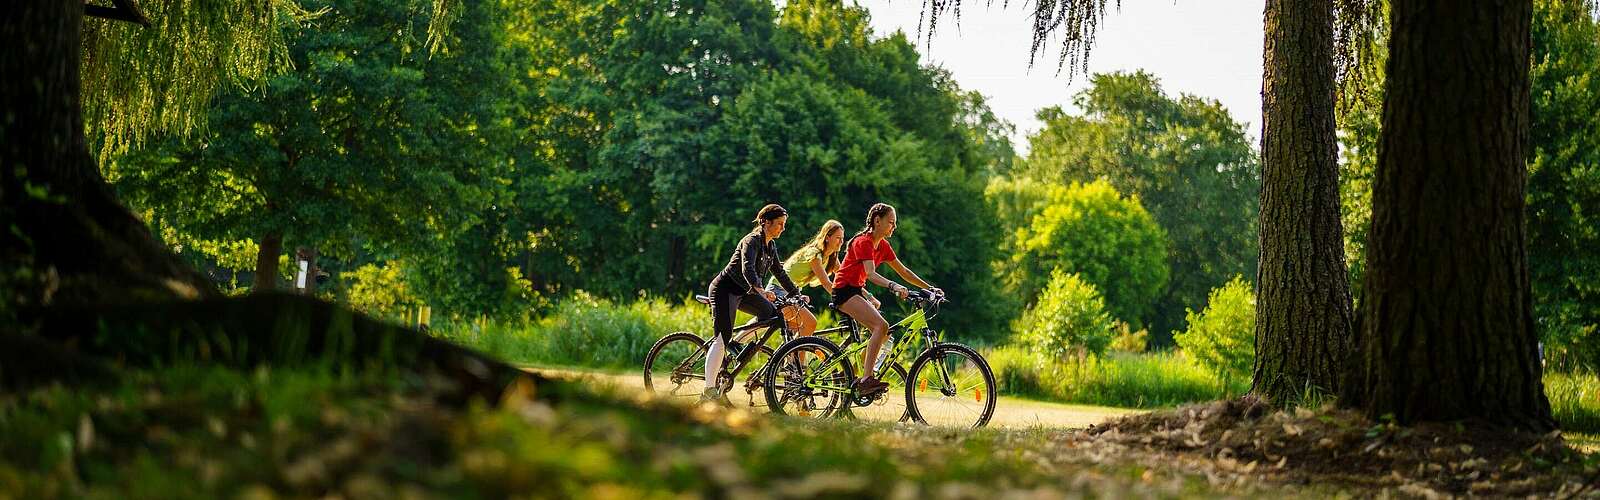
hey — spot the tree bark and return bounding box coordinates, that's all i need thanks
[253,231,282,292]
[1252,0,1355,404]
[1346,0,1553,429]
[1,0,214,307]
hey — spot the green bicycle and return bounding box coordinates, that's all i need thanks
[641,295,804,408]
[763,289,998,428]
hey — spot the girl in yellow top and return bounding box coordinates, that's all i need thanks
[767,219,852,337]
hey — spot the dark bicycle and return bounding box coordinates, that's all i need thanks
[763,289,997,428]
[642,295,805,408]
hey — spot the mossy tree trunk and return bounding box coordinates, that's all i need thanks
[1344,0,1554,430]
[1253,0,1355,404]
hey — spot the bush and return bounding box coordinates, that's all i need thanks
[994,179,1169,328]
[344,262,418,321]
[1013,271,1115,363]
[1173,276,1255,387]
[1108,322,1148,353]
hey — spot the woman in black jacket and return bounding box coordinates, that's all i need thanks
[702,203,805,405]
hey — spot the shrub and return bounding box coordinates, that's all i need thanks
[1173,276,1255,386]
[1013,271,1116,363]
[345,262,418,321]
[996,179,1169,328]
[1108,322,1148,353]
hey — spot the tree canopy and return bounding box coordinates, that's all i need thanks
[1019,72,1259,341]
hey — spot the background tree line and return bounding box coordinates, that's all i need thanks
[102,0,1595,375]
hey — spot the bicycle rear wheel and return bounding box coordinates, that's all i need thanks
[642,332,708,401]
[849,363,909,423]
[905,343,997,428]
[763,336,853,419]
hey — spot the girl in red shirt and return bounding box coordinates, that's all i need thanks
[831,203,939,396]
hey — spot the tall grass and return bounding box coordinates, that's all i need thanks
[1546,371,1600,433]
[435,293,709,369]
[986,346,1248,409]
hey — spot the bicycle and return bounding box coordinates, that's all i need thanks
[762,289,997,428]
[642,295,806,408]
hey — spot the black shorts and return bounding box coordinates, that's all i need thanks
[832,285,866,307]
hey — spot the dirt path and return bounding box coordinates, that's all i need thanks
[530,366,1143,430]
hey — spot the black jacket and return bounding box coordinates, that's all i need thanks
[718,229,800,297]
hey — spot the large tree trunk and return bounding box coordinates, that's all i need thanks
[0,0,214,307]
[253,231,282,292]
[1252,0,1355,404]
[1346,0,1553,430]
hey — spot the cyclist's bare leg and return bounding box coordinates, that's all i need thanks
[782,305,820,364]
[839,294,890,379]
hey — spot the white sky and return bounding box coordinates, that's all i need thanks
[852,0,1266,153]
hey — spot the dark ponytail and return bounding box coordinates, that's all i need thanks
[853,203,895,240]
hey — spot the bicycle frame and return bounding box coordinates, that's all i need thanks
[669,300,801,384]
[797,306,944,394]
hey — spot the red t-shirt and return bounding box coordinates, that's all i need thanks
[832,234,897,289]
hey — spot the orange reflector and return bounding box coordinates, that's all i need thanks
[919,379,927,392]
[975,389,983,402]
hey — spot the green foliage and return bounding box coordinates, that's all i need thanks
[0,364,1252,498]
[986,347,1246,408]
[1108,322,1149,353]
[1529,0,1600,370]
[1014,271,1116,362]
[1546,371,1600,433]
[1173,276,1257,387]
[1020,71,1259,343]
[495,0,1014,340]
[344,262,418,321]
[997,179,1169,327]
[106,0,526,313]
[437,293,709,369]
[1339,0,1600,368]
[81,0,462,158]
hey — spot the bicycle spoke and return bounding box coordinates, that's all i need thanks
[908,346,995,428]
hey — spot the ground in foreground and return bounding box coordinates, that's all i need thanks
[2,365,1595,498]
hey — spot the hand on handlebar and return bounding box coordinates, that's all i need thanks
[799,295,811,305]
[761,289,777,303]
[892,283,910,300]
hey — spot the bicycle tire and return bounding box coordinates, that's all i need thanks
[642,332,708,400]
[763,336,853,419]
[905,343,997,429]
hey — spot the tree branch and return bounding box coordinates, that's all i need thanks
[84,0,149,27]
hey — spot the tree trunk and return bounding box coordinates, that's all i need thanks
[1252,0,1355,404]
[253,231,282,292]
[0,0,214,307]
[666,234,686,292]
[1346,0,1553,430]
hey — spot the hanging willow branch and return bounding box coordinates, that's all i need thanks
[79,0,462,161]
[918,0,1385,87]
[84,0,151,26]
[917,0,1119,78]
[1332,0,1386,111]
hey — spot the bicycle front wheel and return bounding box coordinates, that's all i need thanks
[905,343,997,428]
[643,332,708,401]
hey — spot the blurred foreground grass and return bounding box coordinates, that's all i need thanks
[0,365,1264,499]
